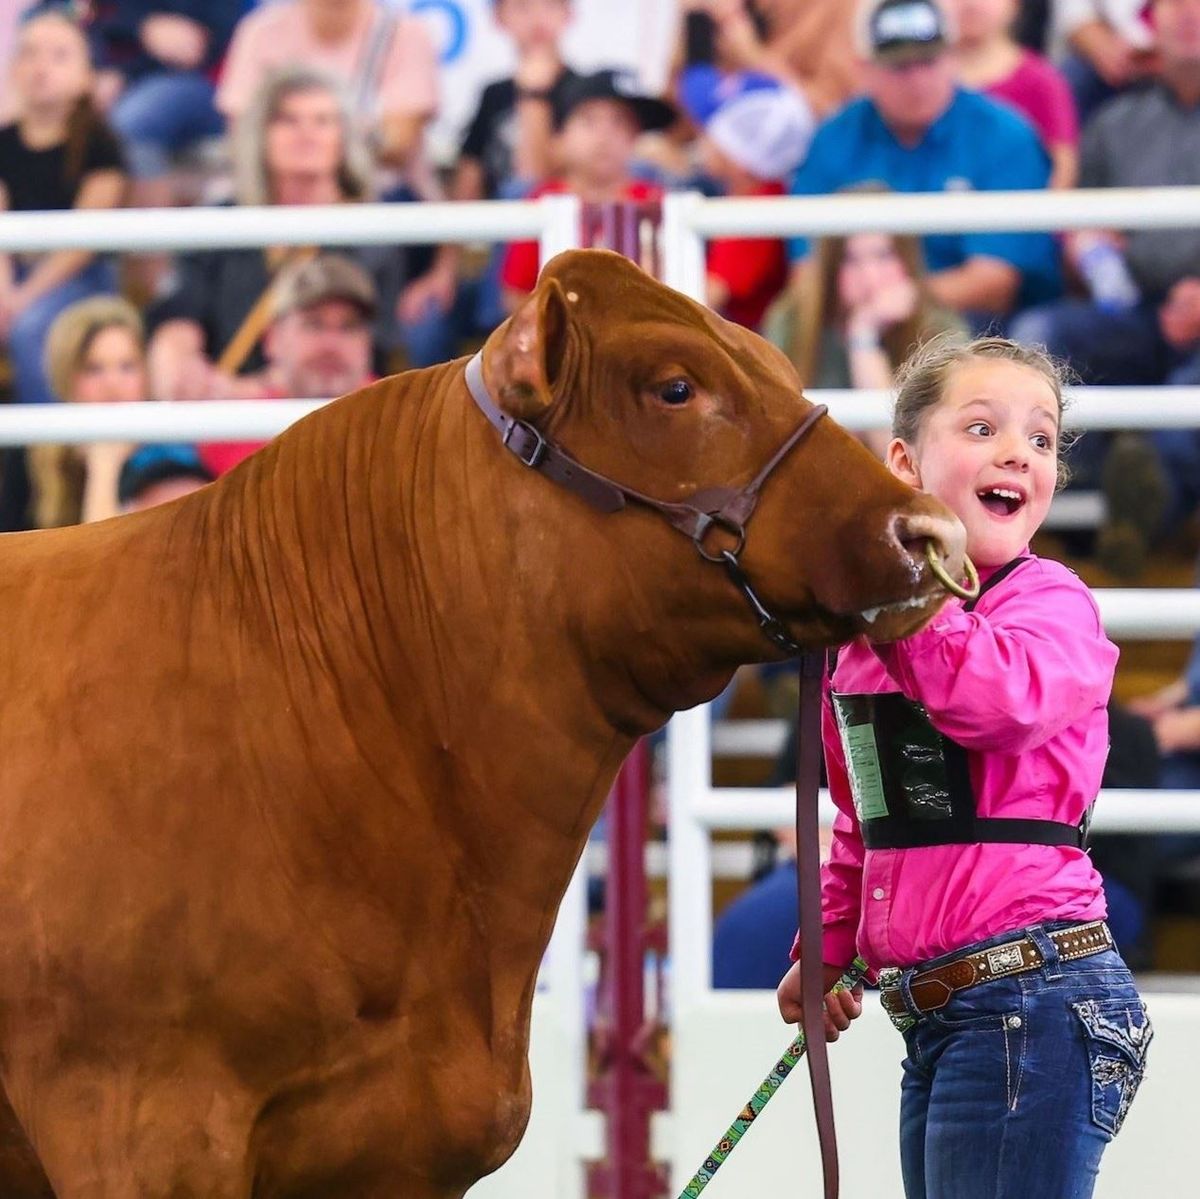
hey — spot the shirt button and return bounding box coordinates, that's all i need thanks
[872,887,886,900]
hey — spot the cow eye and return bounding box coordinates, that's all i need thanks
[657,378,693,406]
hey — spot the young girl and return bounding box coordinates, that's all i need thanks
[0,7,126,406]
[777,336,1151,1199]
[950,0,1080,189]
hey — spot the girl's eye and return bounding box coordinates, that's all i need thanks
[1031,433,1053,451]
[966,421,991,436]
[657,378,693,406]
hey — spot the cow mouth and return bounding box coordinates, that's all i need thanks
[977,485,1026,519]
[854,590,940,627]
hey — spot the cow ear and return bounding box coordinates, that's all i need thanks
[488,277,571,421]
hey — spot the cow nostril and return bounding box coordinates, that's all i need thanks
[889,514,929,564]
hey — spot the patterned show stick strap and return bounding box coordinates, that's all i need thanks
[675,957,870,1199]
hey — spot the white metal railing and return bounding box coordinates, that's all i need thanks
[667,185,1200,242]
[0,384,1191,444]
[662,188,1200,1028]
[0,198,572,253]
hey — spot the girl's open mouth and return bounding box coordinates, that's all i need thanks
[977,486,1026,518]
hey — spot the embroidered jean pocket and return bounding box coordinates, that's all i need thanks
[1072,998,1153,1136]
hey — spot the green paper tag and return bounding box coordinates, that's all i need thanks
[840,721,889,822]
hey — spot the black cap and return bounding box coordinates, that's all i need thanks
[867,0,949,65]
[553,68,677,133]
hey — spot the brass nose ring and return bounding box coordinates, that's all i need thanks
[925,541,980,601]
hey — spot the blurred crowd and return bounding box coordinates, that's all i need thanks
[1,1,1199,966]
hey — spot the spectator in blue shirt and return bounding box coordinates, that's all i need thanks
[788,0,1061,322]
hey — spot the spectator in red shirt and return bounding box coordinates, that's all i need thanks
[499,68,675,306]
[683,72,814,329]
[950,0,1080,188]
[197,253,378,477]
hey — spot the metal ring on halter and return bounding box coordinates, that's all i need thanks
[925,540,980,601]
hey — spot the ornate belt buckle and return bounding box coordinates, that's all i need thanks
[877,967,917,1032]
[984,942,1026,977]
[878,966,903,989]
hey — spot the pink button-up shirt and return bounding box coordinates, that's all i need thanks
[815,553,1118,971]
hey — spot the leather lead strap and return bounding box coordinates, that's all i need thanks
[796,650,840,1199]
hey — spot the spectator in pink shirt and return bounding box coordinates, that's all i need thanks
[777,336,1150,1199]
[217,0,438,180]
[951,0,1080,187]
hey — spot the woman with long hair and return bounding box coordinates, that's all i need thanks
[776,220,965,456]
[0,6,127,406]
[32,294,148,527]
[146,64,403,402]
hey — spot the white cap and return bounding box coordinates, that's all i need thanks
[705,85,815,182]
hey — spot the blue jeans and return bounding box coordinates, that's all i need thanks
[110,72,225,178]
[1149,349,1200,529]
[7,259,118,404]
[396,178,528,368]
[891,923,1152,1199]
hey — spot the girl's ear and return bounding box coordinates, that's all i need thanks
[886,437,922,489]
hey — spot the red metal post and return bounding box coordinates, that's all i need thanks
[587,739,668,1199]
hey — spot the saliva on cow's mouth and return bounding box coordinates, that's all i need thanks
[852,589,942,635]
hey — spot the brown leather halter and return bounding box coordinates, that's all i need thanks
[465,351,847,1198]
[464,352,828,657]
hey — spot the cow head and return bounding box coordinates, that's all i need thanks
[480,250,965,658]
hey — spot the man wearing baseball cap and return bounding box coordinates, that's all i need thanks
[197,254,379,476]
[787,0,1061,319]
[500,68,676,304]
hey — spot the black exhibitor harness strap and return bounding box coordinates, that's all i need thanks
[833,556,1090,851]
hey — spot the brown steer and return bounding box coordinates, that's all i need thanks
[0,250,963,1197]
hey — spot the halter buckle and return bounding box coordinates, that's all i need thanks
[502,420,548,469]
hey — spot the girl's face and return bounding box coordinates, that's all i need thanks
[13,16,91,112]
[887,358,1059,568]
[265,88,345,183]
[837,233,911,312]
[950,0,1019,45]
[71,326,147,404]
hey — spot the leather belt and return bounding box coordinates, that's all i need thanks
[879,921,1113,1021]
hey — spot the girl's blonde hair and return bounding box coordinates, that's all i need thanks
[233,65,373,207]
[43,295,145,402]
[892,333,1076,488]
